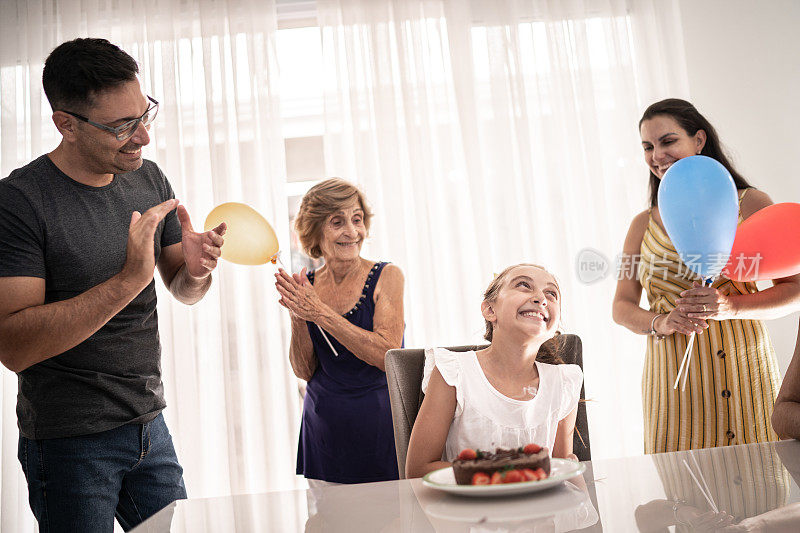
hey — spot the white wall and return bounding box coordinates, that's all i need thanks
[679,0,800,375]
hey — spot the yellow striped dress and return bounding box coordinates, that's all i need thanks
[639,191,781,453]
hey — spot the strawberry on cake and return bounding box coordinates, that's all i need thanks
[452,443,550,485]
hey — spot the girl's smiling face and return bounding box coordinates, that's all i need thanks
[483,265,561,341]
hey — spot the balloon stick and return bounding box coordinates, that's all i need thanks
[317,325,339,357]
[683,458,718,513]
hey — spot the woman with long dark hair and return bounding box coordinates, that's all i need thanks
[612,98,800,453]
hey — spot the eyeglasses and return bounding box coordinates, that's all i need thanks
[62,96,159,142]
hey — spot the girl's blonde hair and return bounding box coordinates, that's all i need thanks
[294,178,374,259]
[482,263,565,365]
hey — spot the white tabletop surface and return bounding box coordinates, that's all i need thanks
[132,440,800,532]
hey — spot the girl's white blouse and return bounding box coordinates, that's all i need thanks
[422,348,583,461]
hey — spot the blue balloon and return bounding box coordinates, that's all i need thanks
[657,155,739,280]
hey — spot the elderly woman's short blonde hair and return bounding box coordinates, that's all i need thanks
[295,178,374,259]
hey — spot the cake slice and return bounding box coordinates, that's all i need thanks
[452,444,550,485]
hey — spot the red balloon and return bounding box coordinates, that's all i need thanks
[722,203,800,281]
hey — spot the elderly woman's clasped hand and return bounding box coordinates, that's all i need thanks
[275,267,329,322]
[676,281,736,322]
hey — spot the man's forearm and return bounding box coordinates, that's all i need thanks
[168,264,212,305]
[772,401,800,440]
[728,281,800,321]
[0,274,144,372]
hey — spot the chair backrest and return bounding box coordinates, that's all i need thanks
[385,333,590,479]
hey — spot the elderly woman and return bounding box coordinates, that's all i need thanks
[275,178,404,484]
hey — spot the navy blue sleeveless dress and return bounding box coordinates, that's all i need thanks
[296,261,400,483]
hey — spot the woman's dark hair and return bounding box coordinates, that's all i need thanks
[42,38,139,113]
[639,98,753,208]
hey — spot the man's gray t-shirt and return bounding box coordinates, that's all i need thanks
[0,155,182,439]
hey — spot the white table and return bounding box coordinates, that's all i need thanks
[132,440,800,532]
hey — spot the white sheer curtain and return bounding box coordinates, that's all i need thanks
[317,0,690,461]
[0,1,305,531]
[0,0,694,529]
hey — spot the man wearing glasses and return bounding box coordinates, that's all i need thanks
[0,38,225,531]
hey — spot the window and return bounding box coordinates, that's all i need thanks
[277,23,327,272]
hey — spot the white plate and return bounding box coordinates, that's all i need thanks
[421,458,586,497]
[422,483,591,522]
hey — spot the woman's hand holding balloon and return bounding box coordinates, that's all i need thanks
[655,308,708,336]
[275,268,329,322]
[676,281,735,321]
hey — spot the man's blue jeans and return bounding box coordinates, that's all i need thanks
[17,413,187,532]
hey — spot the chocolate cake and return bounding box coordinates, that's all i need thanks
[452,445,550,485]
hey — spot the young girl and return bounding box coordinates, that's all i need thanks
[405,263,583,478]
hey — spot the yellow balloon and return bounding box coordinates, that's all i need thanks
[204,202,279,265]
